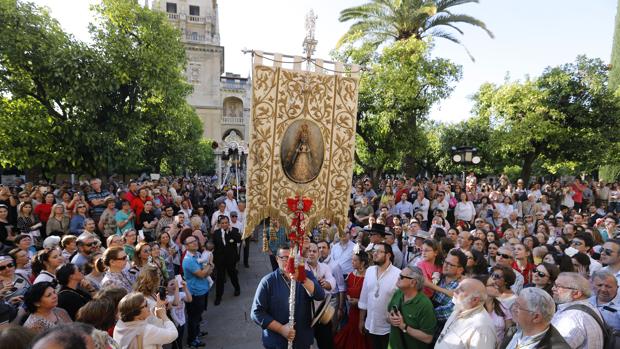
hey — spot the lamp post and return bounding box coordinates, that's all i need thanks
[451,146,481,185]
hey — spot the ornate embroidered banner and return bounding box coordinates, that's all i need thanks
[243,54,360,238]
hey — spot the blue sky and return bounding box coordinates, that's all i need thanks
[32,0,617,122]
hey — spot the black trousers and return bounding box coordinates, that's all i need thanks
[368,333,389,349]
[215,261,240,300]
[186,292,207,344]
[243,240,250,266]
[314,322,334,349]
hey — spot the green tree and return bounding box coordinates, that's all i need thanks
[474,56,620,183]
[338,0,493,59]
[353,38,461,181]
[0,0,209,175]
[610,0,620,92]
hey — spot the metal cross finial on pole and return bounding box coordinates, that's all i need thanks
[303,9,318,63]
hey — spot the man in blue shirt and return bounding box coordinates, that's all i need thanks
[182,235,212,348]
[252,245,325,349]
[590,269,620,331]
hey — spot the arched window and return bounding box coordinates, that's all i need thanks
[223,97,243,118]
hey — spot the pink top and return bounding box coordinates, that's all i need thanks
[416,260,442,297]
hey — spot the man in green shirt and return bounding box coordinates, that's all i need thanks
[387,266,437,349]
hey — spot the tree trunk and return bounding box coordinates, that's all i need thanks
[520,152,538,184]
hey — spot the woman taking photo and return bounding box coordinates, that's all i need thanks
[45,204,70,237]
[113,292,178,349]
[334,250,371,349]
[158,231,178,276]
[100,246,135,293]
[23,281,72,334]
[56,263,93,320]
[0,255,30,303]
[32,248,63,284]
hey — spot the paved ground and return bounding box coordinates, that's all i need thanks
[194,241,269,349]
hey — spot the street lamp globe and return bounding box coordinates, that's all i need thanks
[472,156,481,164]
[452,154,462,163]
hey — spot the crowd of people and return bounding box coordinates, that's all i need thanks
[1,173,620,349]
[252,174,620,349]
[0,176,247,348]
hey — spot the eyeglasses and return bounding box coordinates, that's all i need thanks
[571,240,583,246]
[399,274,414,280]
[114,255,128,261]
[497,253,513,259]
[491,273,503,280]
[534,269,549,278]
[85,242,97,247]
[0,263,15,271]
[443,261,458,268]
[373,249,386,254]
[510,303,536,314]
[184,239,197,245]
[277,255,289,261]
[19,195,27,199]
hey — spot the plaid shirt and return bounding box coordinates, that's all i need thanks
[432,277,460,322]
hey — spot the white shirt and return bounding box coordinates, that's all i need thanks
[435,304,497,349]
[497,203,514,219]
[589,257,602,274]
[412,198,430,221]
[455,202,476,222]
[358,264,400,335]
[210,209,229,230]
[330,240,356,275]
[321,255,346,294]
[431,198,450,217]
[510,270,524,295]
[551,299,604,349]
[306,261,336,292]
[224,197,239,215]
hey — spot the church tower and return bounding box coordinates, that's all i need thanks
[154,0,250,185]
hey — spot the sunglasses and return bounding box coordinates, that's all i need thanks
[534,269,548,278]
[85,242,97,247]
[0,263,15,271]
[571,240,583,246]
[603,248,616,256]
[115,255,128,261]
[498,253,513,259]
[399,274,414,280]
[491,273,503,280]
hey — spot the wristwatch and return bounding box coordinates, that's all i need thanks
[401,324,408,333]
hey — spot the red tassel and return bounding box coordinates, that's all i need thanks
[296,264,306,282]
[286,256,296,274]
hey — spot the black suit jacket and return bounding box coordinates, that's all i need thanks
[213,227,241,265]
[500,325,571,349]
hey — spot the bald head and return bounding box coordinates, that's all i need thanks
[455,278,487,310]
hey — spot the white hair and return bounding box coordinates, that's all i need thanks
[558,272,592,298]
[519,287,556,323]
[404,266,425,292]
[591,270,618,286]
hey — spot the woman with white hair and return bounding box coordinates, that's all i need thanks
[113,292,178,349]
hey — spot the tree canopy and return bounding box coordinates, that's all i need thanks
[338,0,493,60]
[0,0,213,176]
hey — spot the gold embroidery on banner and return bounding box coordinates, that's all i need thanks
[244,64,359,239]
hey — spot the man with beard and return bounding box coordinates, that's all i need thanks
[358,242,400,349]
[550,272,604,349]
[435,278,496,349]
[71,233,98,269]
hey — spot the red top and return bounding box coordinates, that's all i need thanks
[34,203,52,223]
[512,261,535,284]
[130,196,152,225]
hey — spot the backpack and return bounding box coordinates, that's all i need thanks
[566,304,620,349]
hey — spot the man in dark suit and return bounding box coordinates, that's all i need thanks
[213,215,241,305]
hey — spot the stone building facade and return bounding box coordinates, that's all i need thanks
[153,0,250,184]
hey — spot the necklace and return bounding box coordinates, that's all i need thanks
[374,266,390,298]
